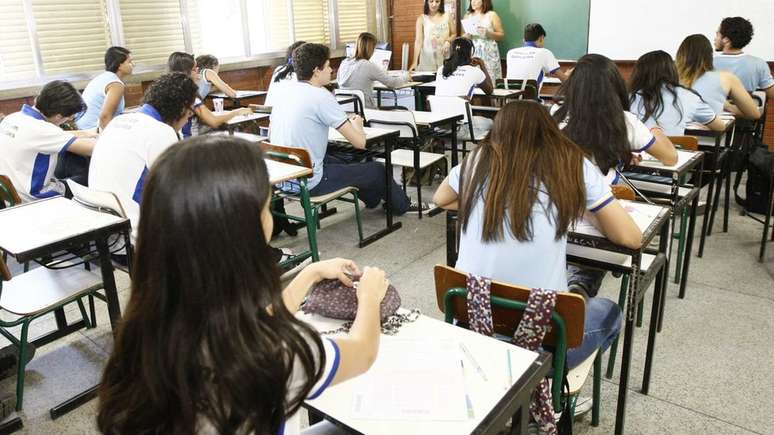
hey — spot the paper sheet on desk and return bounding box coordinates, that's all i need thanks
[351,339,469,421]
[573,201,661,235]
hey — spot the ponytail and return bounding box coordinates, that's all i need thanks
[274,41,306,83]
[443,38,474,78]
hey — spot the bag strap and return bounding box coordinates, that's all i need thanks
[465,274,494,336]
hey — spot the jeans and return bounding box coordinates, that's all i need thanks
[567,265,606,298]
[566,296,622,369]
[310,155,410,215]
[55,152,90,186]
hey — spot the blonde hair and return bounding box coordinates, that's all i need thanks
[354,32,377,61]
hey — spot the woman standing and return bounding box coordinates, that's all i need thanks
[410,0,456,72]
[463,0,505,80]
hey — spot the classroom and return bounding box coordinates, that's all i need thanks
[0,0,772,433]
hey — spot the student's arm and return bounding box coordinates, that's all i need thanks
[67,137,97,157]
[470,58,494,95]
[433,175,458,210]
[643,127,677,166]
[482,12,505,41]
[724,72,762,120]
[281,258,360,314]
[205,69,237,99]
[195,104,252,128]
[410,16,424,71]
[704,117,726,132]
[369,62,408,89]
[764,85,774,100]
[98,82,125,130]
[551,69,570,82]
[337,116,366,149]
[330,266,389,385]
[592,201,643,249]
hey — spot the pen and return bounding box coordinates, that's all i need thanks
[460,343,488,382]
[460,360,475,419]
[507,349,513,388]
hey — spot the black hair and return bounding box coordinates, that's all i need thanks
[524,23,546,42]
[167,52,196,74]
[423,0,445,15]
[292,43,330,81]
[142,73,198,125]
[195,54,219,71]
[274,41,307,83]
[719,17,754,49]
[552,53,632,174]
[629,50,702,127]
[97,135,325,434]
[105,46,131,73]
[35,80,87,118]
[442,37,474,78]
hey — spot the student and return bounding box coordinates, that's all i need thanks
[265,41,306,107]
[270,42,422,214]
[676,34,761,119]
[0,80,96,202]
[77,46,133,131]
[89,73,197,241]
[435,37,494,140]
[433,102,637,395]
[337,32,409,109]
[96,135,389,434]
[506,23,569,88]
[462,0,504,80]
[166,52,252,137]
[713,17,774,99]
[195,54,237,99]
[409,0,456,72]
[629,50,724,136]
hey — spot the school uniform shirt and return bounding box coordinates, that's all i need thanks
[692,71,727,115]
[197,336,340,435]
[450,157,614,291]
[435,64,486,98]
[88,104,179,240]
[336,58,408,109]
[77,71,125,130]
[505,42,561,89]
[269,81,348,190]
[0,105,75,202]
[630,86,716,136]
[265,65,296,107]
[713,53,774,92]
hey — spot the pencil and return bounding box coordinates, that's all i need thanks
[507,349,513,387]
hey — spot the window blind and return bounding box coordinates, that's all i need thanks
[0,0,37,81]
[119,0,186,66]
[336,0,368,44]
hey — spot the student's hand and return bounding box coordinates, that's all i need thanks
[357,266,389,304]
[476,26,488,37]
[629,153,643,166]
[74,129,99,139]
[408,63,417,72]
[233,107,253,117]
[308,258,361,287]
[470,57,485,68]
[348,114,364,130]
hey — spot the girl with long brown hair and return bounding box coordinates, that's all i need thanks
[433,100,640,370]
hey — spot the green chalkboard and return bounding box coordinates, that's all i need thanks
[461,0,589,60]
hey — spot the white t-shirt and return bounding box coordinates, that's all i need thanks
[630,86,716,136]
[435,65,486,98]
[451,156,613,291]
[88,104,179,240]
[0,105,75,202]
[265,65,297,107]
[505,44,561,88]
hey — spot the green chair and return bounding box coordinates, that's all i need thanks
[433,265,604,427]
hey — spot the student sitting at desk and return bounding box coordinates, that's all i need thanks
[270,43,421,215]
[88,73,197,241]
[195,54,238,99]
[676,34,761,120]
[337,32,409,109]
[167,52,252,137]
[77,46,133,131]
[552,53,676,297]
[435,37,494,140]
[505,23,569,89]
[265,41,306,107]
[0,80,96,202]
[713,17,774,99]
[97,135,390,435]
[433,102,639,414]
[629,50,725,136]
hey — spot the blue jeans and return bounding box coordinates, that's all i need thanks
[566,297,622,369]
[310,156,410,215]
[567,265,606,298]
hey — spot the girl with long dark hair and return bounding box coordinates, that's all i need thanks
[265,41,307,107]
[629,50,725,136]
[97,135,389,434]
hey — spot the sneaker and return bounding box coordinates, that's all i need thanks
[405,201,433,215]
[554,396,593,421]
[0,344,36,381]
[270,247,294,264]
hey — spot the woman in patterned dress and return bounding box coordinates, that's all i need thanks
[463,0,505,80]
[410,0,457,72]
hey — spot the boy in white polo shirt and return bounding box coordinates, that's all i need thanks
[0,80,96,202]
[506,23,569,90]
[89,73,197,240]
[713,17,774,98]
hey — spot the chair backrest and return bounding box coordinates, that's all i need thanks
[364,109,417,139]
[497,78,539,100]
[0,175,21,209]
[667,135,698,151]
[433,264,586,348]
[334,89,366,117]
[428,94,474,134]
[66,180,127,218]
[611,184,636,201]
[260,142,313,169]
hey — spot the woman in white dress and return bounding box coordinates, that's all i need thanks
[410,0,456,72]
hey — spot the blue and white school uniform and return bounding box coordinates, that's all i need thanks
[0,105,75,202]
[714,53,774,92]
[692,71,728,115]
[76,71,125,130]
[88,104,179,240]
[505,42,561,89]
[630,86,717,136]
[435,64,493,140]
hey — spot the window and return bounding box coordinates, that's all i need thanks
[248,0,291,53]
[119,0,186,66]
[337,0,368,44]
[292,0,330,45]
[0,0,37,82]
[188,0,246,60]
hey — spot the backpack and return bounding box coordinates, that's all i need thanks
[735,145,774,214]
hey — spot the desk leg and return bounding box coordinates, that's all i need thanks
[614,254,640,435]
[678,164,702,300]
[759,174,774,262]
[300,179,319,262]
[0,416,22,433]
[698,173,716,258]
[511,403,529,435]
[450,122,459,167]
[643,224,669,394]
[377,90,382,108]
[359,136,402,247]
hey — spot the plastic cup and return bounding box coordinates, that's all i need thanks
[213,98,224,113]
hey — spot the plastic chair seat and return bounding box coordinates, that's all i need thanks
[1,267,102,317]
[548,349,599,396]
[377,149,446,169]
[310,187,359,205]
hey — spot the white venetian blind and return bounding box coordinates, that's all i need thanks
[336,0,368,44]
[31,0,112,75]
[265,0,291,51]
[292,0,330,45]
[119,0,186,65]
[0,0,37,82]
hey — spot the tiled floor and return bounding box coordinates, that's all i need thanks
[3,184,773,434]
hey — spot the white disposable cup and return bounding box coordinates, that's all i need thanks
[213,98,224,113]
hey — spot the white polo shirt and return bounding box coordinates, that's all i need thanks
[435,65,486,98]
[0,105,75,202]
[88,104,179,240]
[506,42,561,88]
